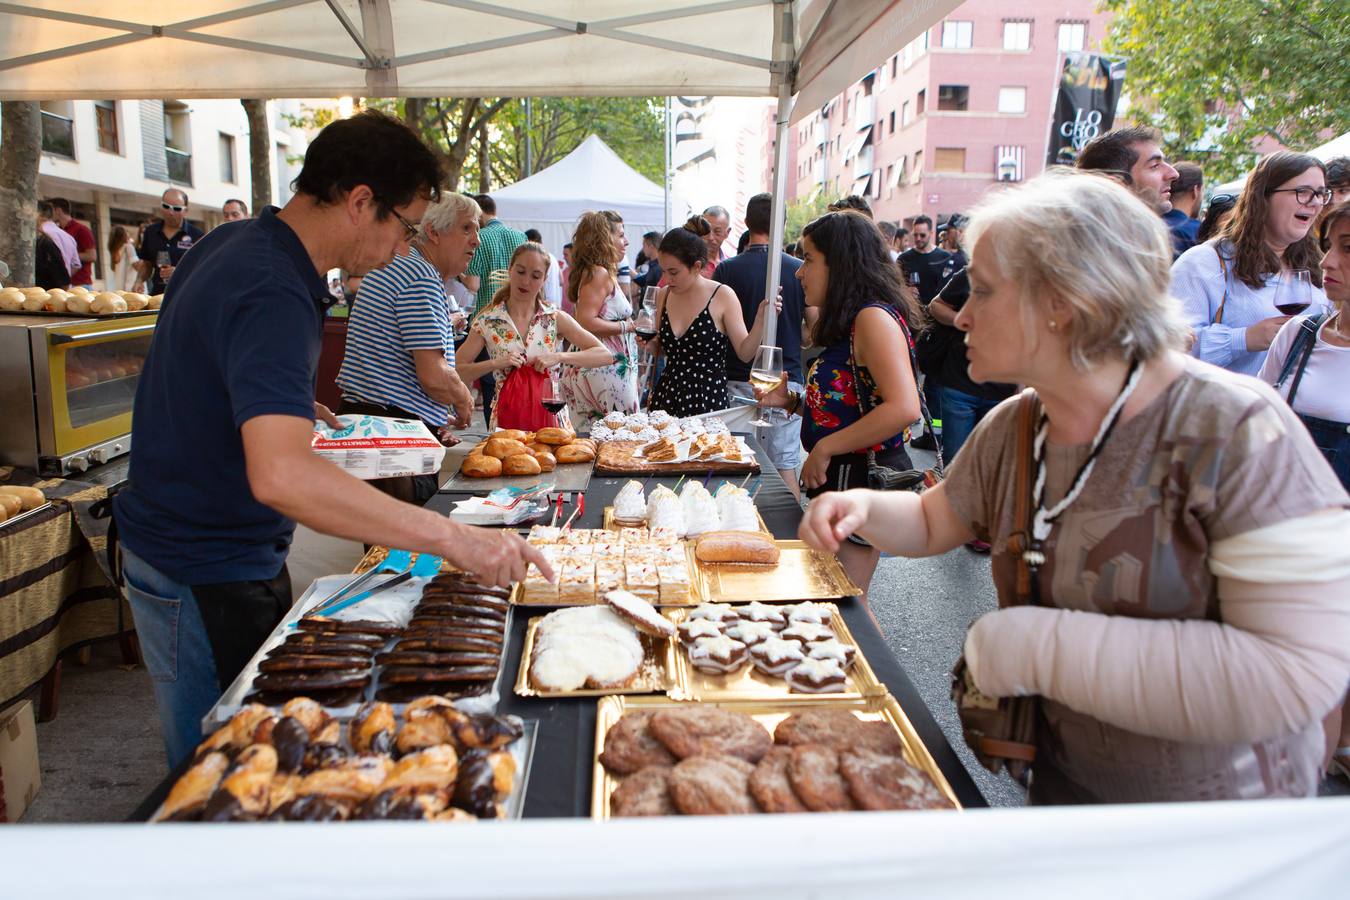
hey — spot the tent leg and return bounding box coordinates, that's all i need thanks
[762,80,794,349]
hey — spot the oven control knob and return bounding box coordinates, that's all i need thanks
[67,455,89,473]
[89,448,110,465]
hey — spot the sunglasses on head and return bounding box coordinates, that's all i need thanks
[161,202,186,212]
[1208,194,1238,205]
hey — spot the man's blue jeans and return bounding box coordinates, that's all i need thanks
[938,385,1002,463]
[121,547,222,770]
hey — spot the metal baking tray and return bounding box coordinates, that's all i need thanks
[0,501,56,531]
[439,442,594,494]
[665,603,884,702]
[691,540,861,603]
[514,614,676,698]
[591,693,961,819]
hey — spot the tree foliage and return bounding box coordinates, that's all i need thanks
[784,190,831,248]
[1104,0,1350,181]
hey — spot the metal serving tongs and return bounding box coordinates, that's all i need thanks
[305,548,412,618]
[309,552,442,618]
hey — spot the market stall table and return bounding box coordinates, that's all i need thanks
[130,435,985,819]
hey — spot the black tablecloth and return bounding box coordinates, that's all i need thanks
[131,440,985,820]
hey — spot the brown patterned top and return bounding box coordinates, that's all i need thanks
[945,357,1350,802]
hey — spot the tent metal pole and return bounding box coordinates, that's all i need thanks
[761,0,795,349]
[664,96,672,232]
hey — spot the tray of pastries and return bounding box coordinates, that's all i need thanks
[152,696,534,822]
[603,478,768,535]
[517,526,696,606]
[443,427,596,491]
[592,694,959,818]
[665,602,883,702]
[691,539,860,603]
[515,591,678,698]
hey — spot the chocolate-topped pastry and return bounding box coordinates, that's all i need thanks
[252,669,371,692]
[375,682,490,702]
[724,620,775,647]
[398,622,504,644]
[687,635,749,674]
[611,764,677,817]
[257,654,371,672]
[375,651,501,667]
[407,614,505,633]
[779,622,835,645]
[379,665,498,684]
[686,603,740,625]
[246,687,367,708]
[677,618,724,643]
[600,712,678,775]
[839,748,949,810]
[666,754,758,815]
[418,590,510,611]
[736,601,787,629]
[425,576,511,599]
[749,636,806,676]
[393,635,502,655]
[298,616,403,637]
[784,657,848,694]
[784,602,832,626]
[413,603,507,622]
[452,749,516,819]
[279,632,385,650]
[806,638,856,670]
[649,707,771,763]
[787,744,855,811]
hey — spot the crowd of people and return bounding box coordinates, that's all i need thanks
[106,107,1350,802]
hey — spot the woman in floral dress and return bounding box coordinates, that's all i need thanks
[563,211,640,426]
[457,243,614,431]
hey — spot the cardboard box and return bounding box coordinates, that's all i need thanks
[0,700,41,822]
[312,414,447,480]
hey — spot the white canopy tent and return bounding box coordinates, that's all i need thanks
[1209,130,1350,198]
[492,134,686,258]
[0,0,961,343]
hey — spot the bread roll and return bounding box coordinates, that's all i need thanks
[534,427,574,446]
[694,531,781,565]
[526,441,550,455]
[0,290,25,311]
[461,454,502,478]
[532,450,557,472]
[21,291,50,311]
[0,486,46,511]
[0,494,21,517]
[483,437,529,460]
[123,292,150,311]
[490,429,528,442]
[68,286,90,296]
[501,453,542,476]
[90,292,123,315]
[65,292,93,315]
[147,294,164,310]
[554,442,595,464]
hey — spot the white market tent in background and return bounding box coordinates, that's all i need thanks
[492,134,687,257]
[4,3,1348,896]
[1209,130,1350,198]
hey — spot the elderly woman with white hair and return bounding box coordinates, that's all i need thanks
[800,170,1350,804]
[336,191,483,504]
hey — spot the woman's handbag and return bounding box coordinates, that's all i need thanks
[949,389,1041,784]
[493,365,556,431]
[847,312,943,493]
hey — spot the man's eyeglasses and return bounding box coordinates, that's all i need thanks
[161,202,186,213]
[1268,187,1334,206]
[389,208,420,241]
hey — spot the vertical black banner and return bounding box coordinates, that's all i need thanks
[1045,53,1128,167]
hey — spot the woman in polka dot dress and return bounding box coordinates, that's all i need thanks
[642,216,777,417]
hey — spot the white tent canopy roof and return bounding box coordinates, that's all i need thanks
[0,0,958,124]
[491,133,684,254]
[1210,131,1350,198]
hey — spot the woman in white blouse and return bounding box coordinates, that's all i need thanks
[107,225,141,291]
[1173,151,1330,376]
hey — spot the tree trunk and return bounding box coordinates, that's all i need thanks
[477,124,490,193]
[241,99,273,213]
[0,101,41,286]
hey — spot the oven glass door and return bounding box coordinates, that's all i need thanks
[41,317,155,455]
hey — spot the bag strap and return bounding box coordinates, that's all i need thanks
[1214,247,1231,325]
[1004,389,1041,607]
[848,306,944,471]
[1276,313,1328,408]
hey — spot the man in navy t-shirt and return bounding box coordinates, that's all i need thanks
[714,193,807,496]
[114,111,550,769]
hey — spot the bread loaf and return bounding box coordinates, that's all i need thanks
[483,437,529,459]
[491,429,529,442]
[0,494,21,517]
[0,289,26,311]
[502,453,542,476]
[532,450,557,472]
[461,454,502,478]
[534,427,574,446]
[147,294,164,310]
[554,443,595,464]
[21,291,50,311]
[123,292,150,311]
[65,292,93,314]
[0,485,45,511]
[694,531,780,565]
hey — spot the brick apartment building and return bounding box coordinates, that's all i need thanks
[790,0,1114,226]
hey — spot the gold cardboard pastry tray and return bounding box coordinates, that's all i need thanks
[692,540,861,603]
[514,615,677,698]
[664,604,883,702]
[511,542,699,607]
[591,693,962,819]
[601,506,770,535]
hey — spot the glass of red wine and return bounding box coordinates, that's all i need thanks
[541,370,565,418]
[1274,269,1313,316]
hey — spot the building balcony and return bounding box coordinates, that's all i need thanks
[40,111,75,159]
[853,94,875,132]
[165,147,193,185]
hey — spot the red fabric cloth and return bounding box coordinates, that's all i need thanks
[61,219,96,285]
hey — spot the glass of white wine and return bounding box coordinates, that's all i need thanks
[748,344,784,427]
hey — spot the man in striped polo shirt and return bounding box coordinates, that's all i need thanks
[462,193,527,424]
[337,193,482,504]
